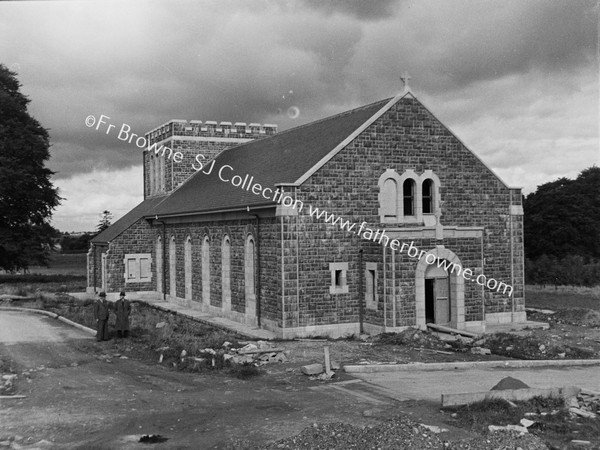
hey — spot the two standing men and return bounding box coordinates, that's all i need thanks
[94,291,131,341]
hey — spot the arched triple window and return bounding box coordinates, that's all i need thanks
[202,235,210,304]
[378,169,441,224]
[221,235,231,311]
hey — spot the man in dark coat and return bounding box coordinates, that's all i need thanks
[94,292,110,341]
[114,291,131,338]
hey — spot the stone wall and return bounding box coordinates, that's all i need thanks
[109,216,283,326]
[287,95,524,332]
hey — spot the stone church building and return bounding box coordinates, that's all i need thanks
[88,82,525,338]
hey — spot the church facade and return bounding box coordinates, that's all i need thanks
[88,85,525,338]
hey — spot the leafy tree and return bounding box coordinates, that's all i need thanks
[60,232,94,253]
[0,64,60,271]
[96,210,113,233]
[524,166,600,260]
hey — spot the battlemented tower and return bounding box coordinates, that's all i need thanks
[143,120,277,198]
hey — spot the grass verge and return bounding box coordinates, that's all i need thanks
[526,285,600,311]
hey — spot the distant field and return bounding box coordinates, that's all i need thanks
[27,253,87,276]
[526,285,600,311]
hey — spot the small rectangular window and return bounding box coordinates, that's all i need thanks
[124,253,153,283]
[365,263,377,310]
[329,262,349,294]
[335,270,343,287]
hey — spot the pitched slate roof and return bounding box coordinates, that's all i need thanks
[149,97,393,217]
[91,195,167,244]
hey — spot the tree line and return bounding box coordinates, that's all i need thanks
[0,64,113,272]
[524,166,600,286]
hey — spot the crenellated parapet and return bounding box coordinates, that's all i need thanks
[146,119,278,144]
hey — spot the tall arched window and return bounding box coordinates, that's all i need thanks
[245,235,256,301]
[422,179,434,214]
[202,236,210,304]
[169,235,176,298]
[403,179,415,216]
[221,236,231,311]
[184,235,192,300]
[156,235,163,294]
[381,178,398,218]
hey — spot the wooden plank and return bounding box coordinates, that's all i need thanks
[426,323,480,338]
[441,386,581,407]
[237,347,284,355]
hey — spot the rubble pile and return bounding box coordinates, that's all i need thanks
[482,332,596,360]
[259,415,548,450]
[0,373,16,395]
[549,308,600,327]
[376,328,449,349]
[566,390,600,420]
[224,341,288,366]
[160,340,289,370]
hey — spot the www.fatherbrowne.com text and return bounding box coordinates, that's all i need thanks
[86,114,514,297]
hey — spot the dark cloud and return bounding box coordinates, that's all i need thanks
[1,0,597,229]
[297,0,402,20]
[421,0,597,91]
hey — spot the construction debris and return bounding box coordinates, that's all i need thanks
[301,363,324,376]
[470,347,491,355]
[520,418,535,428]
[488,424,529,434]
[166,340,289,368]
[569,407,597,419]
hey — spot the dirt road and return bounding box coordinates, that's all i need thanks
[0,311,409,449]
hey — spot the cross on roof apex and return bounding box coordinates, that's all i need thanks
[400,71,412,93]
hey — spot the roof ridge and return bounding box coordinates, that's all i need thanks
[220,97,393,157]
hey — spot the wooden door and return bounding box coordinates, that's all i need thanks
[434,277,450,325]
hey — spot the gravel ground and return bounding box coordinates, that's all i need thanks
[256,416,548,450]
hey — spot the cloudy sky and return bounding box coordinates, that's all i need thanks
[1,0,598,231]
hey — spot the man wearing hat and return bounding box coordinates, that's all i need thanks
[114,291,131,338]
[94,292,110,341]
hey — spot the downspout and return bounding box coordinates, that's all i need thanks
[392,247,396,328]
[510,206,515,322]
[154,219,167,301]
[481,232,485,325]
[162,221,166,300]
[248,211,262,327]
[383,244,387,331]
[92,244,97,293]
[280,215,285,334]
[358,249,364,334]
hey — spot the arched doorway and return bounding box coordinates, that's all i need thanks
[424,264,450,325]
[415,247,465,329]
